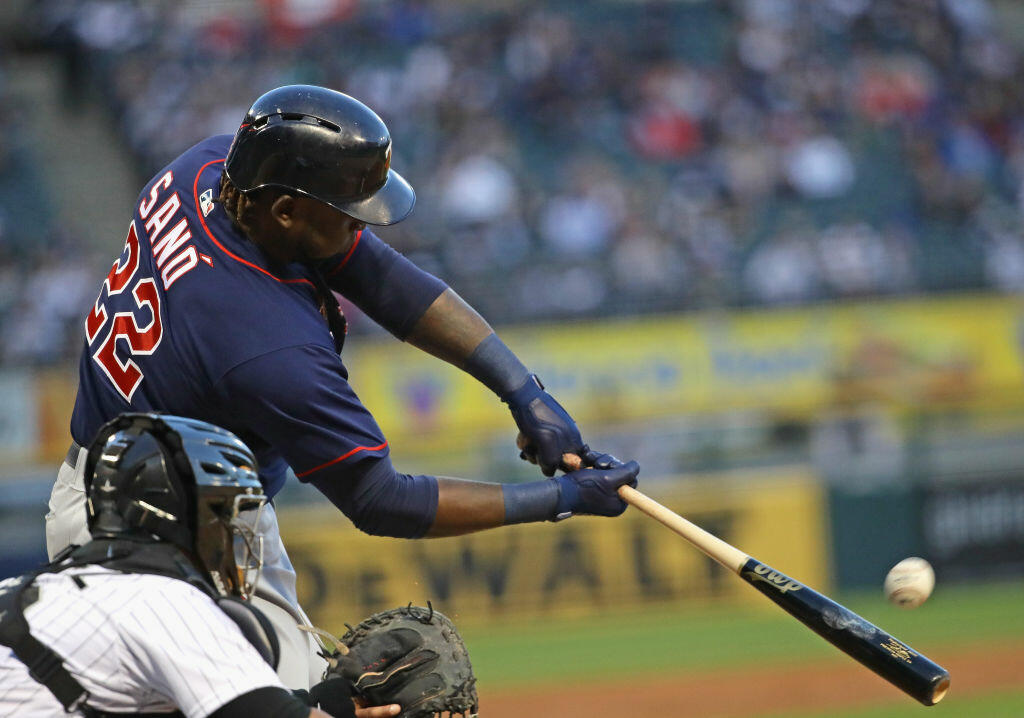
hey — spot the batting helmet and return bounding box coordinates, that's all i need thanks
[83,413,267,598]
[224,84,415,226]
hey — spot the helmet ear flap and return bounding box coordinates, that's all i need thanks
[84,419,133,534]
[87,466,129,535]
[82,415,128,503]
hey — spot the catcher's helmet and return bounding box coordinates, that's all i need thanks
[224,84,415,225]
[83,413,267,598]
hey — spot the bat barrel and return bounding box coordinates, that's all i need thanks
[739,558,950,706]
[618,486,950,706]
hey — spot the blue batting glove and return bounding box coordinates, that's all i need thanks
[502,374,586,477]
[552,453,640,519]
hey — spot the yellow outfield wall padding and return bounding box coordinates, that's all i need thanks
[279,468,828,628]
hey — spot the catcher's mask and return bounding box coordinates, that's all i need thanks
[83,413,267,599]
[224,84,415,226]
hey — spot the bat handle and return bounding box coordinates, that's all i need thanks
[573,453,747,573]
[618,485,749,574]
[562,448,602,471]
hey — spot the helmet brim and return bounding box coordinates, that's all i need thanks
[326,168,416,226]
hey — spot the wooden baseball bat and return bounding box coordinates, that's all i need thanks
[618,485,951,706]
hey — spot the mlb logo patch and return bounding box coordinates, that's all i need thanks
[199,188,215,217]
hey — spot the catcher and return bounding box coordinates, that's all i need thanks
[1,413,474,718]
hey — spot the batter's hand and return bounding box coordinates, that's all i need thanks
[516,433,586,473]
[552,452,639,519]
[503,374,585,476]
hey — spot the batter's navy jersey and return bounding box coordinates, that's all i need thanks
[71,135,445,499]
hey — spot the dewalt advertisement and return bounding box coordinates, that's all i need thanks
[279,469,828,627]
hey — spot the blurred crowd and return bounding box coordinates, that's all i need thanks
[0,59,99,367]
[5,0,1024,365]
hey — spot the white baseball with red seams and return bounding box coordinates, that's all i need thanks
[884,557,935,609]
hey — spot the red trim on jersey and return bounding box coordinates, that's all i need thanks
[327,228,363,276]
[294,440,389,478]
[192,158,313,288]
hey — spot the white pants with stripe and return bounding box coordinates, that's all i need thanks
[44,446,329,691]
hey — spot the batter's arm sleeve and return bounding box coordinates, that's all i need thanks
[307,456,438,538]
[321,229,448,340]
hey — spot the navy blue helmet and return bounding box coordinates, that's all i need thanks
[224,84,415,226]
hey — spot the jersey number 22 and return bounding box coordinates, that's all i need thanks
[85,221,164,402]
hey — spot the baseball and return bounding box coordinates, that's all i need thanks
[884,557,935,609]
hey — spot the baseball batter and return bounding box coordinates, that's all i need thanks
[46,85,640,689]
[5,413,401,718]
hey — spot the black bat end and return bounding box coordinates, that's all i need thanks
[739,558,951,706]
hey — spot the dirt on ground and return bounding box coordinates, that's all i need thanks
[481,640,1024,718]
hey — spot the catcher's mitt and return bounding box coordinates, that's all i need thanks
[309,603,478,718]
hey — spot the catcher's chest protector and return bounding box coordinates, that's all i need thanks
[0,540,280,716]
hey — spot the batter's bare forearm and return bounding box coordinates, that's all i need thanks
[404,288,493,366]
[427,477,505,537]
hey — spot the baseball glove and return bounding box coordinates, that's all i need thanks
[306,603,478,718]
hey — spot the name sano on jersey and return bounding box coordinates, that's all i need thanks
[138,170,211,289]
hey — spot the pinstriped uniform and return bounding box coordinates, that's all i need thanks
[0,567,282,717]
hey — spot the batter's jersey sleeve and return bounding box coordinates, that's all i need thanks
[322,229,448,340]
[213,343,439,535]
[213,343,390,481]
